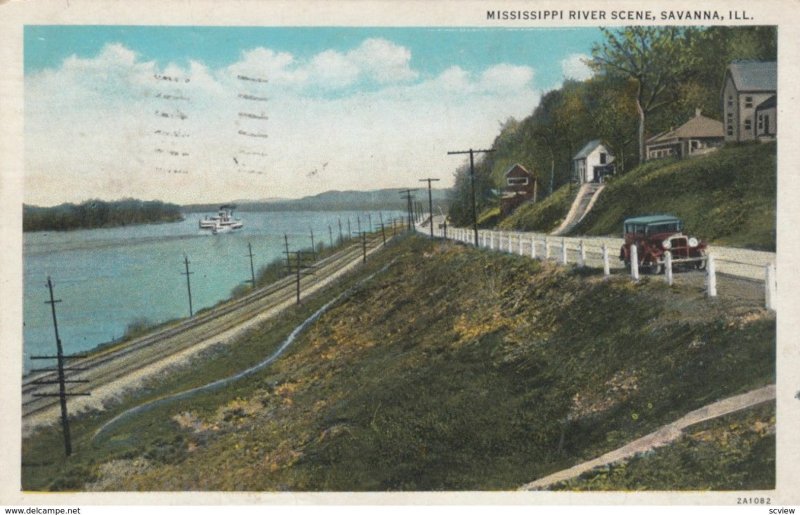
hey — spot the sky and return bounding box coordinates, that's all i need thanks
[24,26,603,206]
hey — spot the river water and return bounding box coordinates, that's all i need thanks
[22,209,404,374]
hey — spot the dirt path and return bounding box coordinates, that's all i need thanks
[518,384,776,490]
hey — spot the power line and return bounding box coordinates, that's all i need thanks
[447,148,495,246]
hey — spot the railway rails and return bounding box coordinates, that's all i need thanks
[22,231,393,423]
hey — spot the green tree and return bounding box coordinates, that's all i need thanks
[591,27,697,163]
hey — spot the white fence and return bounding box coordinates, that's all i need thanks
[417,219,776,312]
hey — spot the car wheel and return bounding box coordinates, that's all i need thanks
[646,260,663,275]
[695,251,707,271]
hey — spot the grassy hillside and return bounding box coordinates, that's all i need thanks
[551,402,775,491]
[498,184,578,233]
[23,236,774,491]
[497,143,776,251]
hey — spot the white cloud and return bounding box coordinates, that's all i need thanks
[561,53,593,81]
[25,41,540,205]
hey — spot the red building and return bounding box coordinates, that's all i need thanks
[500,164,536,216]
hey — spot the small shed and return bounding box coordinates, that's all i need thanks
[500,164,536,216]
[573,140,615,184]
[755,95,776,140]
[645,109,724,160]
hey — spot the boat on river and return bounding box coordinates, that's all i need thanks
[199,205,244,234]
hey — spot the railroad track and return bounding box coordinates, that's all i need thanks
[22,232,392,421]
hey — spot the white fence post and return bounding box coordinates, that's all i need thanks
[602,243,610,277]
[519,234,524,255]
[490,231,494,250]
[544,238,550,260]
[531,235,537,259]
[665,251,673,286]
[561,238,568,265]
[578,240,585,268]
[765,263,776,310]
[630,244,640,281]
[706,253,717,297]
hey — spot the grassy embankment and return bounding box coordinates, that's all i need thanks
[551,402,775,490]
[500,142,776,251]
[22,235,774,491]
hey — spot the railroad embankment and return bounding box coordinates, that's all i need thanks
[23,235,774,491]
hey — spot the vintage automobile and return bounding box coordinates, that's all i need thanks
[620,215,707,274]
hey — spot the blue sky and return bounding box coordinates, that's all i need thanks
[25,26,602,88]
[24,25,604,205]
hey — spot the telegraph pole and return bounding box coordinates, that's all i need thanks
[353,231,368,262]
[448,148,495,246]
[367,213,372,233]
[399,189,417,232]
[283,234,291,271]
[245,242,256,287]
[31,277,90,457]
[419,177,440,238]
[292,251,316,304]
[347,218,352,241]
[328,225,334,248]
[181,254,194,317]
[338,218,343,243]
[379,212,387,245]
[309,228,316,261]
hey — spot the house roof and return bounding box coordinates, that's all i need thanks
[756,94,777,111]
[573,139,605,160]
[503,163,532,177]
[726,61,777,92]
[646,110,723,144]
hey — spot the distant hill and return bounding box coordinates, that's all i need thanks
[184,188,452,213]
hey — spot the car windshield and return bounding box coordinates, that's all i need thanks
[645,221,682,235]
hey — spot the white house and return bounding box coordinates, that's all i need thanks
[721,61,777,142]
[573,140,615,184]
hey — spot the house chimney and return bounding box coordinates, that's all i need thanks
[695,108,702,117]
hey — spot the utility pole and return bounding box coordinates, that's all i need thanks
[245,242,256,287]
[309,228,316,261]
[357,215,362,234]
[328,225,334,248]
[448,148,495,246]
[379,212,387,245]
[31,277,90,457]
[419,177,440,239]
[347,218,352,241]
[283,234,291,271]
[399,189,417,232]
[291,251,316,304]
[181,254,194,317]
[367,213,372,233]
[338,218,343,243]
[353,231,368,262]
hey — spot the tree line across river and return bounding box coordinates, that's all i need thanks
[23,198,183,232]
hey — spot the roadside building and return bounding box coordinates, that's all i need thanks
[500,163,536,216]
[755,95,777,141]
[721,61,777,142]
[572,140,615,184]
[645,109,724,160]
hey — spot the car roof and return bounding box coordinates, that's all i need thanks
[623,214,681,225]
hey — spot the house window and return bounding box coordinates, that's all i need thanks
[599,152,607,164]
[744,119,752,131]
[727,95,733,107]
[727,112,733,120]
[758,115,764,131]
[745,96,753,108]
[727,126,733,136]
[507,177,529,186]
